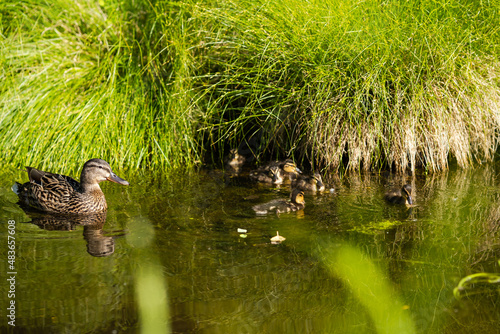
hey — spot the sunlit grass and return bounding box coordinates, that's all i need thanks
[0,0,200,172]
[1,0,500,173]
[196,0,500,172]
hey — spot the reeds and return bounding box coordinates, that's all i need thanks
[1,0,499,173]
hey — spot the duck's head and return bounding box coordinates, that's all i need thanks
[402,184,413,205]
[312,172,325,191]
[283,160,302,174]
[291,188,305,205]
[80,159,129,188]
[269,166,284,184]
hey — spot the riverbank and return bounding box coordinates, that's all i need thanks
[1,0,499,173]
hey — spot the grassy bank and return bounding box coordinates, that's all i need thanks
[0,0,201,171]
[1,0,499,173]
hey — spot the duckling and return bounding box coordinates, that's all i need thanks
[384,184,413,205]
[224,148,246,178]
[280,159,302,181]
[249,165,284,184]
[225,148,246,167]
[12,158,129,214]
[250,159,301,184]
[252,188,305,215]
[292,172,325,192]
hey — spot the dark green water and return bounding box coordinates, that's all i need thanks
[1,165,499,333]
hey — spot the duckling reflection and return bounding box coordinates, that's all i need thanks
[28,212,115,257]
[292,172,325,192]
[252,188,305,215]
[385,184,413,206]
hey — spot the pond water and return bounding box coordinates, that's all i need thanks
[0,163,499,333]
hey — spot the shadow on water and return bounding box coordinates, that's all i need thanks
[0,164,499,333]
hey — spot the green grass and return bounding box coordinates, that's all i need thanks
[1,0,499,173]
[0,0,201,172]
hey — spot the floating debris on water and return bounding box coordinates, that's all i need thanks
[238,228,248,238]
[270,231,286,244]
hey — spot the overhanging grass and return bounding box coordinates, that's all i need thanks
[1,0,499,173]
[196,0,500,172]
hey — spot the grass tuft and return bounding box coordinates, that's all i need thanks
[1,0,499,173]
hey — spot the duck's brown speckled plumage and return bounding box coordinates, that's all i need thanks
[13,159,129,214]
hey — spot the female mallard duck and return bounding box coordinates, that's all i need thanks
[12,158,129,214]
[250,159,301,184]
[252,188,305,215]
[384,184,413,205]
[292,172,325,192]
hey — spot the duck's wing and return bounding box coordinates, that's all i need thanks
[20,168,81,212]
[27,167,81,191]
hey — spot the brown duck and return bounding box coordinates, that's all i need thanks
[12,159,129,214]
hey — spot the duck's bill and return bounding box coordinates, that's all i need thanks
[407,196,413,205]
[107,173,130,186]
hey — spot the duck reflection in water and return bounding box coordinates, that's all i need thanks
[28,212,116,257]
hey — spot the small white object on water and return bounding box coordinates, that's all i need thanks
[237,228,247,234]
[329,188,335,193]
[270,231,286,244]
